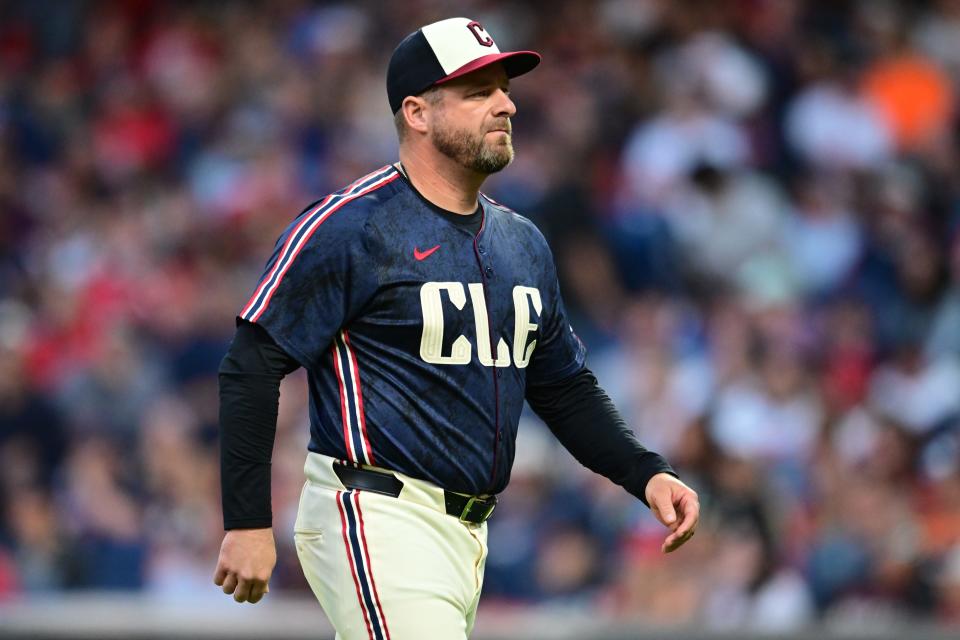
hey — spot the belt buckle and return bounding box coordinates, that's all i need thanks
[460,496,496,523]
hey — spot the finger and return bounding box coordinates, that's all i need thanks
[672,494,700,538]
[662,494,699,553]
[248,581,268,604]
[651,492,678,529]
[213,564,229,586]
[233,577,253,603]
[662,528,695,553]
[221,573,238,595]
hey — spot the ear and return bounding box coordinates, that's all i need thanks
[401,96,431,135]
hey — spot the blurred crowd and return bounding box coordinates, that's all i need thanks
[2,0,960,631]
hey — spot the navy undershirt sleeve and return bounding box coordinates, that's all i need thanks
[219,320,300,530]
[525,367,677,507]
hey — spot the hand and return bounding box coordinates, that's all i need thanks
[213,527,277,603]
[644,473,699,554]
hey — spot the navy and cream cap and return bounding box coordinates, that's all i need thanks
[387,17,541,114]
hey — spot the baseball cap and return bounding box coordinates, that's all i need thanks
[387,17,541,114]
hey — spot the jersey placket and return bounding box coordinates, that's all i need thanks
[471,208,502,493]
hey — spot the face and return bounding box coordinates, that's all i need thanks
[428,64,517,174]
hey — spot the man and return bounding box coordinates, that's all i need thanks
[214,17,699,639]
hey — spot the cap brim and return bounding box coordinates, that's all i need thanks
[434,50,541,85]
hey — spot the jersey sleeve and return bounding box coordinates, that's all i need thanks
[237,202,378,370]
[525,241,587,385]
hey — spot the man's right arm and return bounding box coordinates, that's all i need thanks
[214,320,300,603]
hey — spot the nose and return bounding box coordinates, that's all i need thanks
[493,88,516,118]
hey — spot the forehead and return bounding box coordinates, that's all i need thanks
[440,63,510,90]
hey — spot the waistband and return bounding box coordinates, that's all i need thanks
[304,453,496,524]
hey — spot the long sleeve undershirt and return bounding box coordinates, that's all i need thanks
[218,321,299,530]
[524,371,677,506]
[218,320,676,529]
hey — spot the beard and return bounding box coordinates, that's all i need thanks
[430,116,514,175]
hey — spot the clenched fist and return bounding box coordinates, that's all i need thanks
[213,527,277,603]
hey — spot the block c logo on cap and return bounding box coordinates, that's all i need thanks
[467,21,494,47]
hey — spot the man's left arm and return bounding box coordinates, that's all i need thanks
[526,368,699,553]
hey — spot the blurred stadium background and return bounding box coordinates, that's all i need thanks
[2,0,960,638]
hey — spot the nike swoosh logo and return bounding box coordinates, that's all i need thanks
[414,245,440,261]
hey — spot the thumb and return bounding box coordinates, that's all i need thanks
[652,492,677,528]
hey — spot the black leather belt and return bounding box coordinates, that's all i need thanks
[333,461,404,497]
[442,489,498,524]
[332,462,497,524]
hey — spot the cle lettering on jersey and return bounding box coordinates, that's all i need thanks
[419,282,541,368]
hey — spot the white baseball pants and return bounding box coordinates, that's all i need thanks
[294,453,489,640]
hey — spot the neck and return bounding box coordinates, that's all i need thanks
[398,143,485,215]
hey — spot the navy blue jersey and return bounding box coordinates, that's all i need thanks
[239,165,586,494]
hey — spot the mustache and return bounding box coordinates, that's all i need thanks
[486,120,512,134]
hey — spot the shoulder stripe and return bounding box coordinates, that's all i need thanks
[240,166,398,322]
[240,165,394,321]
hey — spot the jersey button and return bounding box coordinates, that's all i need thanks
[485,266,494,277]
[496,369,503,378]
[478,246,486,254]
